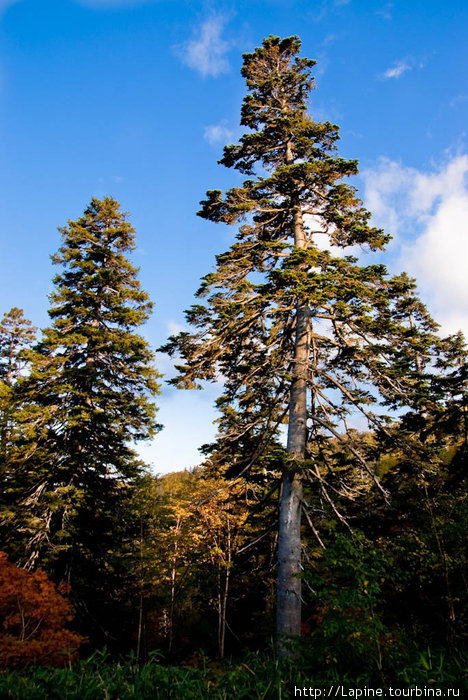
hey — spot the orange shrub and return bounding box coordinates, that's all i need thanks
[0,552,85,667]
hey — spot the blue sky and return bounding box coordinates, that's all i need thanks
[0,0,467,473]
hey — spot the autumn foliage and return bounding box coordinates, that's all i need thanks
[0,552,85,667]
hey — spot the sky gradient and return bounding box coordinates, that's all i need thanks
[1,0,467,473]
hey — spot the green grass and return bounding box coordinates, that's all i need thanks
[0,648,466,699]
[0,652,281,700]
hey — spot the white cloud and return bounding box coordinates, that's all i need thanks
[381,60,411,80]
[304,212,360,257]
[361,158,415,235]
[176,15,231,78]
[204,122,233,146]
[167,319,186,336]
[362,155,468,337]
[137,389,219,474]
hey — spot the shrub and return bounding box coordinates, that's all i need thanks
[0,552,84,667]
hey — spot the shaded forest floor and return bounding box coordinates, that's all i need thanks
[1,649,467,699]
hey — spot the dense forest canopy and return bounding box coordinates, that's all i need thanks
[0,34,466,696]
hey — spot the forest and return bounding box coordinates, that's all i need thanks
[0,36,466,698]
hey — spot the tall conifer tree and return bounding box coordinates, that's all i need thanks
[163,36,439,650]
[6,197,161,577]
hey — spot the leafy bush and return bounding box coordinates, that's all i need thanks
[0,552,85,668]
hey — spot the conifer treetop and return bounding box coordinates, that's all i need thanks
[0,308,37,386]
[199,36,389,252]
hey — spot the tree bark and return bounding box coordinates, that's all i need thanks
[277,469,303,646]
[277,203,309,653]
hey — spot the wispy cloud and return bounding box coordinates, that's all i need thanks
[176,14,231,78]
[313,33,339,77]
[362,155,468,337]
[138,388,219,473]
[381,60,411,80]
[167,319,186,336]
[321,33,338,46]
[450,94,468,108]
[74,0,154,7]
[204,122,233,146]
[376,2,393,20]
[0,0,22,13]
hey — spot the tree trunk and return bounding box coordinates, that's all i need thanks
[136,517,144,661]
[219,513,232,659]
[168,516,181,654]
[277,469,303,646]
[277,204,309,653]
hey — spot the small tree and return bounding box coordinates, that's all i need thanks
[0,308,36,387]
[0,309,37,550]
[163,36,439,651]
[0,308,36,457]
[0,551,84,667]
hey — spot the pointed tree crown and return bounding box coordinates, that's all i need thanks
[163,36,439,484]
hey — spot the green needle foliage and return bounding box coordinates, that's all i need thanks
[0,308,37,532]
[0,308,37,387]
[3,198,161,581]
[162,36,441,646]
[0,308,37,456]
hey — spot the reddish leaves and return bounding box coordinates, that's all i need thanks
[0,552,85,667]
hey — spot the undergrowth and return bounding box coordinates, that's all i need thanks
[0,647,466,699]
